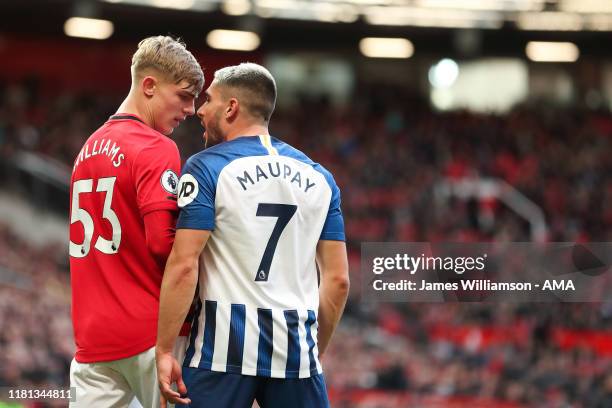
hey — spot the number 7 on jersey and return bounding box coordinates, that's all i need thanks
[255,203,297,281]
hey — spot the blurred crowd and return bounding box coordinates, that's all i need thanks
[0,79,611,407]
[325,303,612,407]
[0,225,72,390]
[1,80,611,242]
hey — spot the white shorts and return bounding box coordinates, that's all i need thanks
[70,337,188,408]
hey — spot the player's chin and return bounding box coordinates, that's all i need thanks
[163,125,176,136]
[204,132,212,148]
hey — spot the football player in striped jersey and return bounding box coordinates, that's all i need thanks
[156,63,349,407]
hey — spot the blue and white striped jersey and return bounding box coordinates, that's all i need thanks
[175,135,345,379]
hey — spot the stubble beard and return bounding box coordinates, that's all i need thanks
[204,111,225,148]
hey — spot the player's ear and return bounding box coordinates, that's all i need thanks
[226,98,239,119]
[142,76,158,98]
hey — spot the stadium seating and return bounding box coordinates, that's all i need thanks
[0,80,610,407]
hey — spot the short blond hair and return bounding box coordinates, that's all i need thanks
[131,36,204,95]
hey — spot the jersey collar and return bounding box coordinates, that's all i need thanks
[108,113,145,124]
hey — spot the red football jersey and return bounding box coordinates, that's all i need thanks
[69,114,180,363]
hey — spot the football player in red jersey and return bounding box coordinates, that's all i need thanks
[68,36,203,408]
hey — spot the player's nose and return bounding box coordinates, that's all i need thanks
[196,105,205,119]
[185,101,196,116]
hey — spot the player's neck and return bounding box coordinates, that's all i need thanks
[116,94,155,129]
[226,124,269,142]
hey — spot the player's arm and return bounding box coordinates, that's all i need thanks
[156,228,209,406]
[316,239,350,359]
[143,209,177,267]
[132,139,181,266]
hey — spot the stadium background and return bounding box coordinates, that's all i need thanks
[0,0,611,407]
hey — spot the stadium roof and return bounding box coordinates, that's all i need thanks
[2,0,611,57]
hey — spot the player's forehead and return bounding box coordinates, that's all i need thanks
[177,80,199,97]
[205,80,224,97]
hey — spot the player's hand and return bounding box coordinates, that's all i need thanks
[156,351,191,407]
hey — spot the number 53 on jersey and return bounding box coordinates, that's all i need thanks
[69,177,122,258]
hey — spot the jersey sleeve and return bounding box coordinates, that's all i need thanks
[132,139,181,217]
[320,172,346,241]
[176,156,217,230]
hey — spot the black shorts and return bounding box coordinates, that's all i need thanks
[178,367,330,408]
